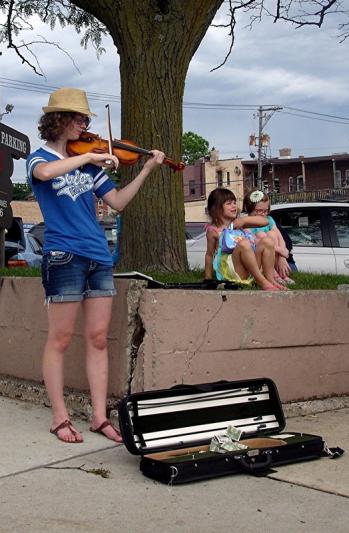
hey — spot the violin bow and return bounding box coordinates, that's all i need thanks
[105,104,114,165]
[105,104,185,172]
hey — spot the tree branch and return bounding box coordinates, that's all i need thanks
[211,0,255,72]
[272,0,339,28]
[0,0,347,77]
[210,0,346,72]
[4,0,43,75]
[0,0,107,75]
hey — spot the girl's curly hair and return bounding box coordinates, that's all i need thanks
[38,112,89,141]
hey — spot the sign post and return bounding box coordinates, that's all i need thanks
[0,123,30,267]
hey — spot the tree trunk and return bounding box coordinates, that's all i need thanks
[72,0,223,271]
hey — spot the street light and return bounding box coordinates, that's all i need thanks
[0,103,14,121]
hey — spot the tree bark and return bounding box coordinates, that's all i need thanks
[71,0,223,270]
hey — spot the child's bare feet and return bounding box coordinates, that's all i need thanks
[273,279,289,290]
[259,280,281,291]
[50,419,83,443]
[265,274,289,290]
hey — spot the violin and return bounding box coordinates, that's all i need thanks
[67,132,185,172]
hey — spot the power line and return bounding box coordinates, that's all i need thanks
[284,106,349,122]
[1,77,349,124]
[0,77,121,103]
[184,101,257,110]
[280,110,349,125]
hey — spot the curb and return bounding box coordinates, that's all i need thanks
[1,374,349,421]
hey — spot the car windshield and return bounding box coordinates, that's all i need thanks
[329,207,349,247]
[272,208,323,247]
[26,233,43,254]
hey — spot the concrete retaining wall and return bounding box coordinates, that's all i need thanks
[0,277,348,403]
[0,277,133,398]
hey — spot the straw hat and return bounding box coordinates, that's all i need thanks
[42,88,96,116]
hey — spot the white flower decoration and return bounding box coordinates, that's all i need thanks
[249,190,264,203]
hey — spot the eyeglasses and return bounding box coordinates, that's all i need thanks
[73,115,90,127]
[255,209,269,215]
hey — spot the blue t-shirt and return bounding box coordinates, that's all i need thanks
[26,146,115,265]
[249,215,276,234]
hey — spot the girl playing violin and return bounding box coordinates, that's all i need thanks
[26,87,165,444]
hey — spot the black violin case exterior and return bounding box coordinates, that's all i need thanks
[118,378,340,485]
[113,271,239,290]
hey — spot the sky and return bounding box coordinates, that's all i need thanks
[0,3,348,182]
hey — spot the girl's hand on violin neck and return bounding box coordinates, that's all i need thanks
[143,150,165,171]
[88,152,119,170]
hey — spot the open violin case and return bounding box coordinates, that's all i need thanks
[118,378,343,484]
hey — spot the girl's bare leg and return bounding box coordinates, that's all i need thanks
[255,237,287,290]
[232,239,281,291]
[83,296,121,442]
[257,231,286,282]
[43,301,83,442]
[267,232,286,281]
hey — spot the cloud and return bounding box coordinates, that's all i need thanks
[183,5,349,157]
[0,3,348,182]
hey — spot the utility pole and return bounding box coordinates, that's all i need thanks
[255,105,282,190]
[0,104,14,122]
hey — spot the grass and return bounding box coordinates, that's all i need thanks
[0,267,41,277]
[286,272,349,290]
[141,270,349,290]
[1,266,349,290]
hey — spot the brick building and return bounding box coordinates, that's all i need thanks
[183,150,244,234]
[11,200,43,224]
[242,151,349,195]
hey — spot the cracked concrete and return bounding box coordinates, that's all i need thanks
[0,396,348,533]
[124,280,147,393]
[1,279,349,403]
[1,279,349,531]
[133,289,349,401]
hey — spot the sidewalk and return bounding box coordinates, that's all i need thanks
[0,396,348,533]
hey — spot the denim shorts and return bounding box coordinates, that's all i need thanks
[42,251,116,303]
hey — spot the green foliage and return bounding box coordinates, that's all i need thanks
[182,131,210,165]
[104,168,122,187]
[12,182,32,200]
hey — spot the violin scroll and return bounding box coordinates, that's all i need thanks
[164,158,186,172]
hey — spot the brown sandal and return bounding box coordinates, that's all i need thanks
[50,419,83,443]
[90,419,123,443]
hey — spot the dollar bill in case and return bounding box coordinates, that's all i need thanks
[118,378,342,484]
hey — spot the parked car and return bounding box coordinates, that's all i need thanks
[28,222,44,246]
[4,217,43,268]
[185,222,206,240]
[186,202,349,275]
[99,218,122,266]
[28,218,121,266]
